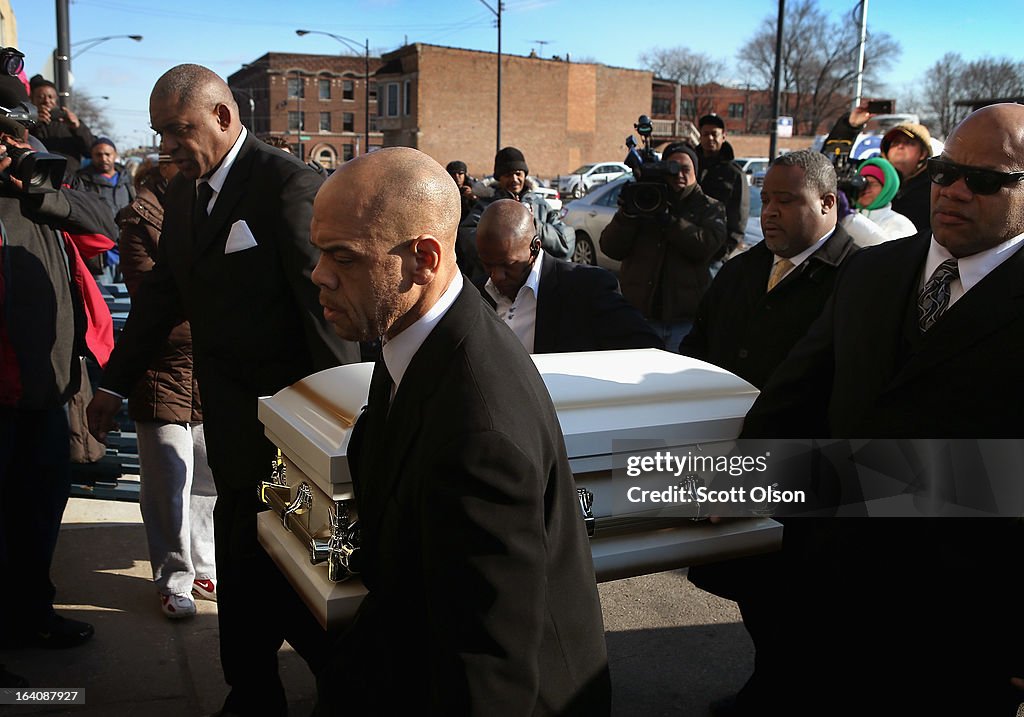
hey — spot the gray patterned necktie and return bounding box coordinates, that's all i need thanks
[918,258,960,332]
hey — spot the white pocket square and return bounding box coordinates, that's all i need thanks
[224,219,258,254]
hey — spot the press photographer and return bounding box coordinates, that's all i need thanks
[599,140,727,351]
[28,71,95,176]
[0,66,117,660]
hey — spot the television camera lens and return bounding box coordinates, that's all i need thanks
[0,48,24,77]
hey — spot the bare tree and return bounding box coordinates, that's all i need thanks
[736,0,900,134]
[917,54,1024,137]
[638,46,728,120]
[70,91,111,137]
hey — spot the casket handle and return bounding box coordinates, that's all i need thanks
[577,487,596,538]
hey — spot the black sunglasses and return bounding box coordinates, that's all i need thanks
[927,158,1024,195]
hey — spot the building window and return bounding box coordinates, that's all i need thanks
[343,143,354,161]
[342,112,354,132]
[386,83,399,117]
[368,81,377,101]
[680,99,695,118]
[290,143,304,160]
[342,79,354,101]
[369,116,378,131]
[652,97,672,115]
[403,80,411,116]
[319,112,331,132]
[287,76,304,99]
[319,79,331,100]
[728,103,745,119]
[288,111,305,132]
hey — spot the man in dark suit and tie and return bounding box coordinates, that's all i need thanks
[738,103,1024,715]
[309,147,610,716]
[680,150,858,717]
[474,199,662,354]
[87,64,360,716]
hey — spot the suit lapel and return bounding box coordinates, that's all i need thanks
[534,256,559,354]
[888,245,1024,391]
[193,136,258,258]
[358,284,479,538]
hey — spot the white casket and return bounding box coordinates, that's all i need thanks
[257,348,782,630]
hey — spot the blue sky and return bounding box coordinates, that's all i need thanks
[10,0,1024,149]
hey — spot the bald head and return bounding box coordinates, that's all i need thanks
[476,199,541,300]
[931,103,1024,257]
[311,147,463,341]
[149,64,240,179]
[152,64,237,114]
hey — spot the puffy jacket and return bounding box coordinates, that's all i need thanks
[116,177,201,423]
[599,184,726,322]
[695,141,749,258]
[73,164,136,218]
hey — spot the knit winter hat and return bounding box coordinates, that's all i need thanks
[662,142,700,178]
[856,156,900,210]
[881,123,932,159]
[91,136,117,152]
[493,146,528,178]
[445,160,467,174]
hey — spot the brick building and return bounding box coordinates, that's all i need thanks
[372,43,651,179]
[228,52,384,168]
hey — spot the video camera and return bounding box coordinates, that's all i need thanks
[0,102,67,194]
[620,114,681,216]
[820,137,865,201]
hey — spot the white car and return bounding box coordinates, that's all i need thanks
[733,157,770,185]
[472,175,561,211]
[557,162,632,199]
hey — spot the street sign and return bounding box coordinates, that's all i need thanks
[299,136,311,141]
[777,116,794,138]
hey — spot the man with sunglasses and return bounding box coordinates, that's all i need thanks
[474,199,661,353]
[735,103,1024,715]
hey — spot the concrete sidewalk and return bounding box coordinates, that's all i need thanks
[1,488,752,716]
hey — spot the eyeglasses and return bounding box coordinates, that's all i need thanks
[927,158,1024,195]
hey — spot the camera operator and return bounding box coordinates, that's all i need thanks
[28,75,95,176]
[0,71,117,656]
[599,141,727,351]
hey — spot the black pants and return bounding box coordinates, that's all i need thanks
[0,406,72,635]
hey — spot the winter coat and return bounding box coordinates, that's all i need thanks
[73,164,136,218]
[850,204,917,246]
[29,118,95,176]
[599,184,726,322]
[116,178,202,423]
[695,141,749,258]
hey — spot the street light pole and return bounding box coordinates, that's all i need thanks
[296,29,372,158]
[71,34,143,60]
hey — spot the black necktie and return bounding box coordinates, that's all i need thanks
[193,181,214,233]
[918,259,960,332]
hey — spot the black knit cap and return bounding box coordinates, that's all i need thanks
[446,160,467,174]
[662,142,700,177]
[92,136,117,151]
[29,74,55,91]
[493,146,529,177]
[698,113,725,130]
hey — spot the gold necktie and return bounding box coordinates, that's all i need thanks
[767,258,794,292]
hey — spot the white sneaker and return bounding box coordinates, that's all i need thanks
[191,577,217,602]
[160,592,196,619]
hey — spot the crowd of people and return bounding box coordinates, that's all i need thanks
[0,40,1022,717]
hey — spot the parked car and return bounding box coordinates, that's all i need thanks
[733,157,770,185]
[560,175,765,271]
[557,162,632,199]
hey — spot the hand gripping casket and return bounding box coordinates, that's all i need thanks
[257,348,782,630]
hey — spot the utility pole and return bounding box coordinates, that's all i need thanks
[768,0,785,161]
[55,0,71,107]
[852,0,869,110]
[478,0,502,152]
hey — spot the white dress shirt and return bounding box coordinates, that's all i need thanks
[483,249,544,353]
[921,232,1024,308]
[381,272,464,399]
[196,126,247,213]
